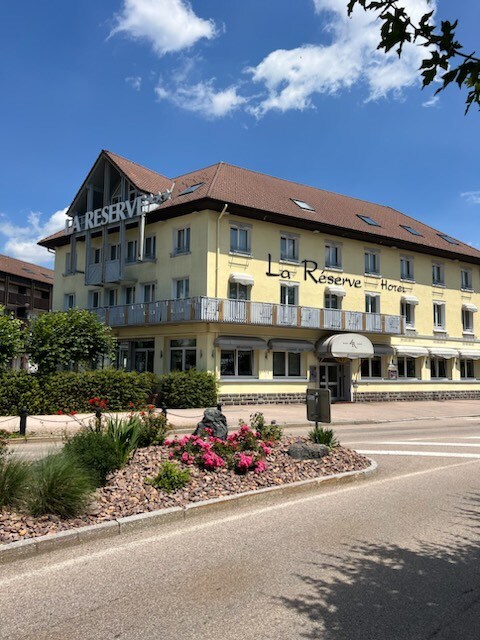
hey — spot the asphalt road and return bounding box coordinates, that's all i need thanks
[1,416,480,640]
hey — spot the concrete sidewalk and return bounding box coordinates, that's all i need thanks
[2,399,480,438]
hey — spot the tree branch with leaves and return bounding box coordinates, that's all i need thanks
[347,0,480,112]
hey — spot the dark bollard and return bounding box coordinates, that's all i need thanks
[95,408,102,431]
[217,402,223,412]
[19,408,28,436]
[161,404,167,418]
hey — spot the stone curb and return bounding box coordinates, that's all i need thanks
[0,459,377,565]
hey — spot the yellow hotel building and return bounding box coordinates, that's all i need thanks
[40,150,480,404]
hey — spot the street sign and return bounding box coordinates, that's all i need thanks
[306,388,331,424]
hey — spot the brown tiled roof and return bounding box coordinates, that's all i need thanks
[104,151,172,195]
[39,153,480,263]
[0,254,54,285]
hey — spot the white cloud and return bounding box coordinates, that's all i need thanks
[0,208,67,266]
[125,75,142,90]
[247,0,436,116]
[155,79,247,118]
[461,191,480,205]
[111,0,217,56]
[422,95,439,108]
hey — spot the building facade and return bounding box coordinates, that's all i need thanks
[40,150,480,404]
[0,254,53,320]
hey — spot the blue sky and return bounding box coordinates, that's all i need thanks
[0,0,479,266]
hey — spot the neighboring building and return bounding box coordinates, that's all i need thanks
[39,150,480,404]
[0,254,53,319]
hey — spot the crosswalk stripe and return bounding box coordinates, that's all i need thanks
[373,441,480,448]
[355,449,480,459]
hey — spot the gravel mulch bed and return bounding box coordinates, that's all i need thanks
[0,437,370,545]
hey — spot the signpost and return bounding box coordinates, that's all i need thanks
[306,388,332,427]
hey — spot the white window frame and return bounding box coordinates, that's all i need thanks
[324,293,341,309]
[106,288,118,307]
[397,356,417,378]
[325,242,342,269]
[173,277,190,299]
[143,283,156,303]
[364,250,380,276]
[220,349,254,377]
[272,351,303,378]
[170,339,197,372]
[433,302,446,330]
[461,268,473,291]
[144,235,156,260]
[430,357,448,379]
[64,293,75,310]
[460,358,475,379]
[126,240,137,263]
[228,282,250,300]
[173,227,190,255]
[280,233,299,263]
[124,286,136,305]
[91,247,101,265]
[280,282,298,306]
[462,308,474,333]
[400,255,414,281]
[361,357,382,379]
[400,301,415,328]
[432,262,445,286]
[230,223,251,255]
[108,244,119,262]
[365,293,380,314]
[89,290,100,309]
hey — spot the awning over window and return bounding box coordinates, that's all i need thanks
[373,344,395,356]
[428,348,459,359]
[214,336,267,350]
[462,303,478,313]
[229,273,254,286]
[268,339,314,353]
[316,333,374,359]
[401,295,419,305]
[395,346,428,358]
[325,285,346,297]
[459,349,480,360]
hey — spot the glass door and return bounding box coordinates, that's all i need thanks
[319,363,344,401]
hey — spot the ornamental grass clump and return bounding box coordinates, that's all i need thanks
[165,424,271,474]
[27,453,94,518]
[308,426,340,449]
[146,461,190,493]
[0,455,30,509]
[64,430,125,487]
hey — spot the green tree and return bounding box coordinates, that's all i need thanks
[27,309,116,374]
[0,307,24,370]
[348,0,480,113]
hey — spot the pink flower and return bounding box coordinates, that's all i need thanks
[204,427,213,435]
[168,451,174,459]
[260,443,271,455]
[236,453,254,472]
[254,460,267,473]
[202,452,225,470]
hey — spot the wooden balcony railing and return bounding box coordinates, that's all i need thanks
[91,297,405,335]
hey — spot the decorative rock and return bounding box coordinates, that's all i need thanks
[193,408,228,440]
[287,441,330,459]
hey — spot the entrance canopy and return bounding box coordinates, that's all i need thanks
[316,333,374,360]
[214,336,268,350]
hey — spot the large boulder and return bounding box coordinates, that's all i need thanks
[193,408,228,440]
[288,441,329,459]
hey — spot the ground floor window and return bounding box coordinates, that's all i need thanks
[134,340,154,373]
[273,352,301,377]
[361,357,382,378]
[430,357,447,379]
[397,356,416,378]
[460,358,475,379]
[170,339,196,371]
[221,349,253,376]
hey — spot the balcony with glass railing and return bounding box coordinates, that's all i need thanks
[91,296,405,335]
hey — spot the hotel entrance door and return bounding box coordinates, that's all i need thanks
[318,362,347,402]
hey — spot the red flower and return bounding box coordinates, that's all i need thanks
[56,410,63,415]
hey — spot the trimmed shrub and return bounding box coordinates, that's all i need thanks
[308,426,339,448]
[137,409,170,448]
[64,430,124,486]
[27,453,94,518]
[0,456,30,509]
[146,461,190,493]
[0,369,159,416]
[158,370,218,408]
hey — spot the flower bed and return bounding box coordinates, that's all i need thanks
[0,430,370,545]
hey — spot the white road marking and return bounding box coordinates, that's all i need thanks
[373,441,480,448]
[356,449,480,459]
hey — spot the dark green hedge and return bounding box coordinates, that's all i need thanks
[157,370,218,409]
[0,370,158,416]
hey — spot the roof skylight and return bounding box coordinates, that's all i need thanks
[178,182,204,196]
[291,198,315,211]
[437,233,459,245]
[357,214,381,227]
[400,224,423,237]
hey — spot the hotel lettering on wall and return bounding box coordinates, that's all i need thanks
[65,196,144,234]
[265,253,407,292]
